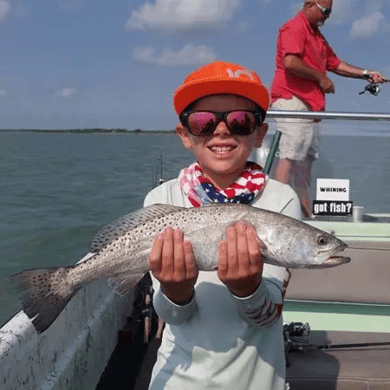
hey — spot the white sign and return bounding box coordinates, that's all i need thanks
[316,179,350,201]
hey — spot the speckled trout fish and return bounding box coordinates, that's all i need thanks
[11,203,350,333]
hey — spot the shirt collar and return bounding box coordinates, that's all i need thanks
[298,10,320,35]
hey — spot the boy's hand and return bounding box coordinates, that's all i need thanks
[149,227,198,304]
[217,222,264,297]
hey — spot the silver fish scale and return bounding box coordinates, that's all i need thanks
[89,204,187,253]
[89,203,230,252]
[77,206,207,282]
[80,204,243,283]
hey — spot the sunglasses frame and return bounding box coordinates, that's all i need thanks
[313,1,332,17]
[180,109,265,137]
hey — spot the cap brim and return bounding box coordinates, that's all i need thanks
[173,79,270,115]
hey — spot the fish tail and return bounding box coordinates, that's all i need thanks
[10,265,80,333]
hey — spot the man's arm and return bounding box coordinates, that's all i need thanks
[332,61,387,84]
[283,54,335,93]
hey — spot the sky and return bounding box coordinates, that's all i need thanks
[0,0,389,130]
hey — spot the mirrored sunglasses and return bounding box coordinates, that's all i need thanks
[180,110,264,137]
[314,2,332,17]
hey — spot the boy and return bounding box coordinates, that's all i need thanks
[144,61,300,389]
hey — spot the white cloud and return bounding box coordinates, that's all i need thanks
[0,0,11,21]
[126,0,241,31]
[0,88,8,97]
[349,11,385,39]
[133,44,217,66]
[55,88,77,97]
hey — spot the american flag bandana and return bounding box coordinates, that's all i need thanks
[178,162,268,208]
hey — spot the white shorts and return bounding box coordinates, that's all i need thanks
[271,96,319,161]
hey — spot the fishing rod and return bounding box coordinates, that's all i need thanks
[153,153,164,187]
[284,322,390,366]
[263,130,282,175]
[314,341,390,350]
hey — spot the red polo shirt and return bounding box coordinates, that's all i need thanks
[270,12,341,111]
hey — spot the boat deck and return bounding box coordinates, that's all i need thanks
[96,317,160,389]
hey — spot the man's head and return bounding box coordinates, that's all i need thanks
[302,0,333,28]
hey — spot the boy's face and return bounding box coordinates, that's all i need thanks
[176,94,268,189]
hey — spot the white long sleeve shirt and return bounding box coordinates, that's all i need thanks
[144,177,301,390]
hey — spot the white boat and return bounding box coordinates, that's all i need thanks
[1,110,390,390]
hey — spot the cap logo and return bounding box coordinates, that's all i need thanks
[226,68,255,81]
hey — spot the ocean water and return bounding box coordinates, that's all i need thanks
[1,128,390,327]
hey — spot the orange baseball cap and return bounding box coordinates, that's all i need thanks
[173,61,270,115]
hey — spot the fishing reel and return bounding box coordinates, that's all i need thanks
[284,322,310,344]
[283,322,310,366]
[359,83,381,96]
[359,78,389,96]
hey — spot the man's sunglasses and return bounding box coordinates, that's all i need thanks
[314,2,332,18]
[180,109,264,137]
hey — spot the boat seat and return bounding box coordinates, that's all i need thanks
[286,330,390,390]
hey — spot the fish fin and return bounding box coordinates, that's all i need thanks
[262,255,286,267]
[90,204,186,253]
[108,271,148,295]
[10,266,79,333]
[258,239,286,267]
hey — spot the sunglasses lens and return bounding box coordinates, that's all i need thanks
[186,111,258,136]
[227,111,256,135]
[322,7,331,17]
[315,2,331,17]
[187,112,217,136]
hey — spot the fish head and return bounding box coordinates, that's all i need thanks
[306,231,351,268]
[265,220,351,269]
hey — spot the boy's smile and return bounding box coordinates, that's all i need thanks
[209,144,236,155]
[176,94,268,190]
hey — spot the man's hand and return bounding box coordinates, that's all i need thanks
[149,227,198,304]
[283,54,335,94]
[319,74,335,94]
[217,221,264,297]
[366,70,387,84]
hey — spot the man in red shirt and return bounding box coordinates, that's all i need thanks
[270,0,387,218]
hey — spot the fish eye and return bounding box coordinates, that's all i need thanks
[317,235,328,246]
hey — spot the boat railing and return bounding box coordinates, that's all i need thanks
[260,110,389,175]
[266,110,390,121]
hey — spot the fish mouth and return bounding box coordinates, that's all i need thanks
[322,244,351,267]
[324,255,351,266]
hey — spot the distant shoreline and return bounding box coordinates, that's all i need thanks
[1,128,389,137]
[0,128,175,134]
